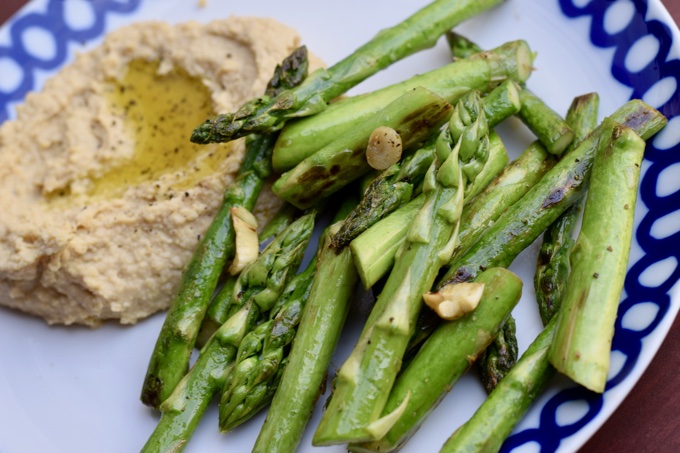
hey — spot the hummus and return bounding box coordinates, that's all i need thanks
[0,17,304,326]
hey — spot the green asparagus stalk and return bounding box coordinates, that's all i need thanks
[140,47,309,409]
[352,138,553,290]
[217,192,358,430]
[252,220,359,453]
[273,87,454,209]
[330,159,419,253]
[141,301,261,453]
[446,31,483,60]
[438,100,666,289]
[351,193,425,289]
[441,91,597,445]
[195,275,239,349]
[454,142,554,260]
[535,93,599,325]
[259,203,300,244]
[437,108,640,453]
[447,32,576,156]
[477,316,518,394]
[331,81,519,251]
[217,195,358,430]
[273,40,533,172]
[219,258,317,430]
[402,141,555,357]
[440,316,558,453]
[314,91,490,445]
[196,204,301,349]
[350,268,523,453]
[140,212,316,451]
[549,123,647,393]
[518,89,575,155]
[477,92,601,394]
[191,0,507,145]
[220,212,315,320]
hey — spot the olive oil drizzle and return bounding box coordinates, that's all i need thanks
[49,59,232,203]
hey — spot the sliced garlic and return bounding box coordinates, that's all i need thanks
[366,126,402,170]
[227,206,259,275]
[423,282,485,321]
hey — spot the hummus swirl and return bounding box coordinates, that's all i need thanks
[0,17,301,326]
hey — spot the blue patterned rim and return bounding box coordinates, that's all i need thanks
[0,0,678,452]
[504,0,680,451]
[0,0,141,123]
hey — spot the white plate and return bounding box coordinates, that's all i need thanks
[1,0,679,452]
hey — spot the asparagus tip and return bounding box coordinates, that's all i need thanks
[190,120,216,144]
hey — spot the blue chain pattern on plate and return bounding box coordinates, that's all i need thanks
[504,0,680,451]
[0,0,141,123]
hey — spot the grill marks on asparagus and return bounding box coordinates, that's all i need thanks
[273,87,454,209]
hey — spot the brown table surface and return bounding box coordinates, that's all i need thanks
[1,1,679,452]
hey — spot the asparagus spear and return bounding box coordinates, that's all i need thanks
[518,89,575,155]
[447,32,575,155]
[446,30,483,60]
[329,160,417,253]
[141,301,261,453]
[195,209,316,358]
[196,204,301,348]
[535,93,600,325]
[219,257,316,430]
[477,92,601,394]
[218,195,357,430]
[350,268,523,452]
[273,40,533,172]
[439,114,657,453]
[191,0,506,145]
[351,193,426,288]
[223,212,315,320]
[273,87,454,209]
[195,275,239,349]
[477,316,518,394]
[549,123,647,393]
[440,89,596,444]
[438,100,666,289]
[314,90,491,445]
[252,219,359,453]
[401,140,555,363]
[140,47,309,409]
[440,316,559,453]
[331,81,519,251]
[351,139,554,289]
[259,203,300,245]
[140,213,316,451]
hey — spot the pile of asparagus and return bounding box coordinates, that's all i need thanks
[139,0,667,451]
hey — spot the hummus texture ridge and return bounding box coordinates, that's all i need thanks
[0,17,303,326]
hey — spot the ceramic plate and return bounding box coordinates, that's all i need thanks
[1,1,679,452]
